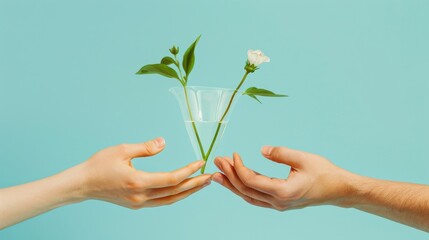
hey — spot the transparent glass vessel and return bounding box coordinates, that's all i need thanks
[170,86,240,172]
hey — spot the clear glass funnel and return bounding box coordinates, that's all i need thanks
[170,86,240,173]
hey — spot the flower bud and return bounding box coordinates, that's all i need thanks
[169,45,179,55]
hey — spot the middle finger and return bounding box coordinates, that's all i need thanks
[145,174,212,199]
[216,157,274,203]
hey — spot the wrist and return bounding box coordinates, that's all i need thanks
[55,163,91,204]
[333,170,371,208]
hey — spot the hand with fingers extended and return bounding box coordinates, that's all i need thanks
[212,146,351,211]
[0,137,211,230]
[81,137,212,209]
[212,146,429,232]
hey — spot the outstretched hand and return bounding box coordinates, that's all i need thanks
[212,146,353,210]
[80,137,212,209]
[0,137,212,230]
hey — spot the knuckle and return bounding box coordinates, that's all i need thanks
[142,142,156,155]
[167,174,180,186]
[275,190,290,200]
[244,189,257,199]
[128,204,142,210]
[117,144,130,155]
[127,205,139,210]
[295,151,306,161]
[169,186,182,195]
[272,184,290,200]
[241,177,255,188]
[125,175,145,191]
[273,203,288,212]
[276,207,287,212]
[235,184,248,194]
[126,194,144,204]
[128,204,144,210]
[270,147,282,158]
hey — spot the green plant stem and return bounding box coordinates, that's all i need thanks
[174,55,185,85]
[183,87,206,160]
[174,55,206,160]
[201,70,250,173]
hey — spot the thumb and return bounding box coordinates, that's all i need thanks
[123,137,166,159]
[261,146,304,168]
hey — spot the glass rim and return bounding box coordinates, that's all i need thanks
[169,85,240,93]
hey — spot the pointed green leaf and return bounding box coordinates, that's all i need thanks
[247,94,262,104]
[161,56,176,65]
[182,35,201,78]
[136,64,180,81]
[243,87,288,97]
[243,87,287,103]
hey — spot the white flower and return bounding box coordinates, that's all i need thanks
[247,50,270,66]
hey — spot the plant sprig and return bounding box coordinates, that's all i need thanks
[136,35,201,87]
[136,36,288,173]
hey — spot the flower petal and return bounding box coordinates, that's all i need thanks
[247,49,270,66]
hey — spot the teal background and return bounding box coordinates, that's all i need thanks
[1,0,428,239]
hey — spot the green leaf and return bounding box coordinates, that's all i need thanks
[247,94,262,104]
[161,56,176,65]
[136,64,180,81]
[243,87,288,97]
[182,35,201,79]
[243,87,287,103]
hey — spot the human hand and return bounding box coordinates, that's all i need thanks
[212,146,357,211]
[0,137,211,229]
[76,137,212,209]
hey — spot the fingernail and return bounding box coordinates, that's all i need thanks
[155,137,165,148]
[212,173,223,184]
[262,146,273,155]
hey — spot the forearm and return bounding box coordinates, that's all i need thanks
[0,164,87,229]
[343,174,429,232]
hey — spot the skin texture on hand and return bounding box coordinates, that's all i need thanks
[212,147,355,210]
[0,138,211,230]
[79,138,211,208]
[213,146,429,232]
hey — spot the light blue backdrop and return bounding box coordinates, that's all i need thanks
[1,0,428,239]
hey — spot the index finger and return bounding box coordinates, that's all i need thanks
[140,160,206,188]
[233,153,283,196]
